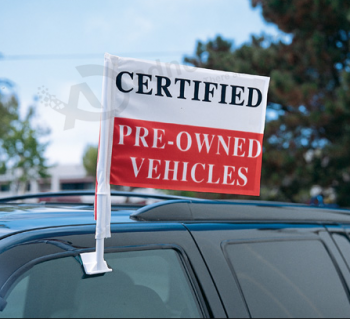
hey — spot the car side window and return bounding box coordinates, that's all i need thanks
[225,240,350,318]
[0,249,202,318]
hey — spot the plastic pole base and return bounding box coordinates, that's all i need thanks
[80,252,113,275]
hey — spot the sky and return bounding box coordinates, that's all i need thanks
[0,0,283,166]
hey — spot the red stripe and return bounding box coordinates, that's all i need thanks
[110,118,264,196]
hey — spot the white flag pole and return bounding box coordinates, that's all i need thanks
[81,54,113,275]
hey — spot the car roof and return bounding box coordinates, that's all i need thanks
[0,204,137,237]
[0,191,187,237]
[131,200,350,224]
[0,192,350,238]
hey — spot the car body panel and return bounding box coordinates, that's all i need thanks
[2,199,350,317]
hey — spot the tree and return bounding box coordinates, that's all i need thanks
[185,0,350,205]
[83,145,98,178]
[0,80,50,192]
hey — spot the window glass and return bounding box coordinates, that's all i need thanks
[226,240,350,318]
[2,276,29,318]
[61,182,94,191]
[0,184,10,192]
[0,250,202,318]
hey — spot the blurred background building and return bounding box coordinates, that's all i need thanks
[0,164,94,199]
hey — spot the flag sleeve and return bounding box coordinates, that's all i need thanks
[95,53,115,239]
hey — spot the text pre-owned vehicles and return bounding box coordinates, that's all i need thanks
[1,192,350,318]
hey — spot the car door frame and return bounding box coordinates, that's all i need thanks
[0,223,226,318]
[185,222,350,318]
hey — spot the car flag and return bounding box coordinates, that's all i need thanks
[96,53,270,239]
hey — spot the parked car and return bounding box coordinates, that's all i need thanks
[1,191,350,318]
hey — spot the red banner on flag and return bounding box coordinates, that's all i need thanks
[110,118,263,196]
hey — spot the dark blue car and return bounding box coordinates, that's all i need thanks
[1,191,350,318]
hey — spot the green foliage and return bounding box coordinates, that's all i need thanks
[184,0,350,205]
[83,145,98,178]
[0,81,50,184]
